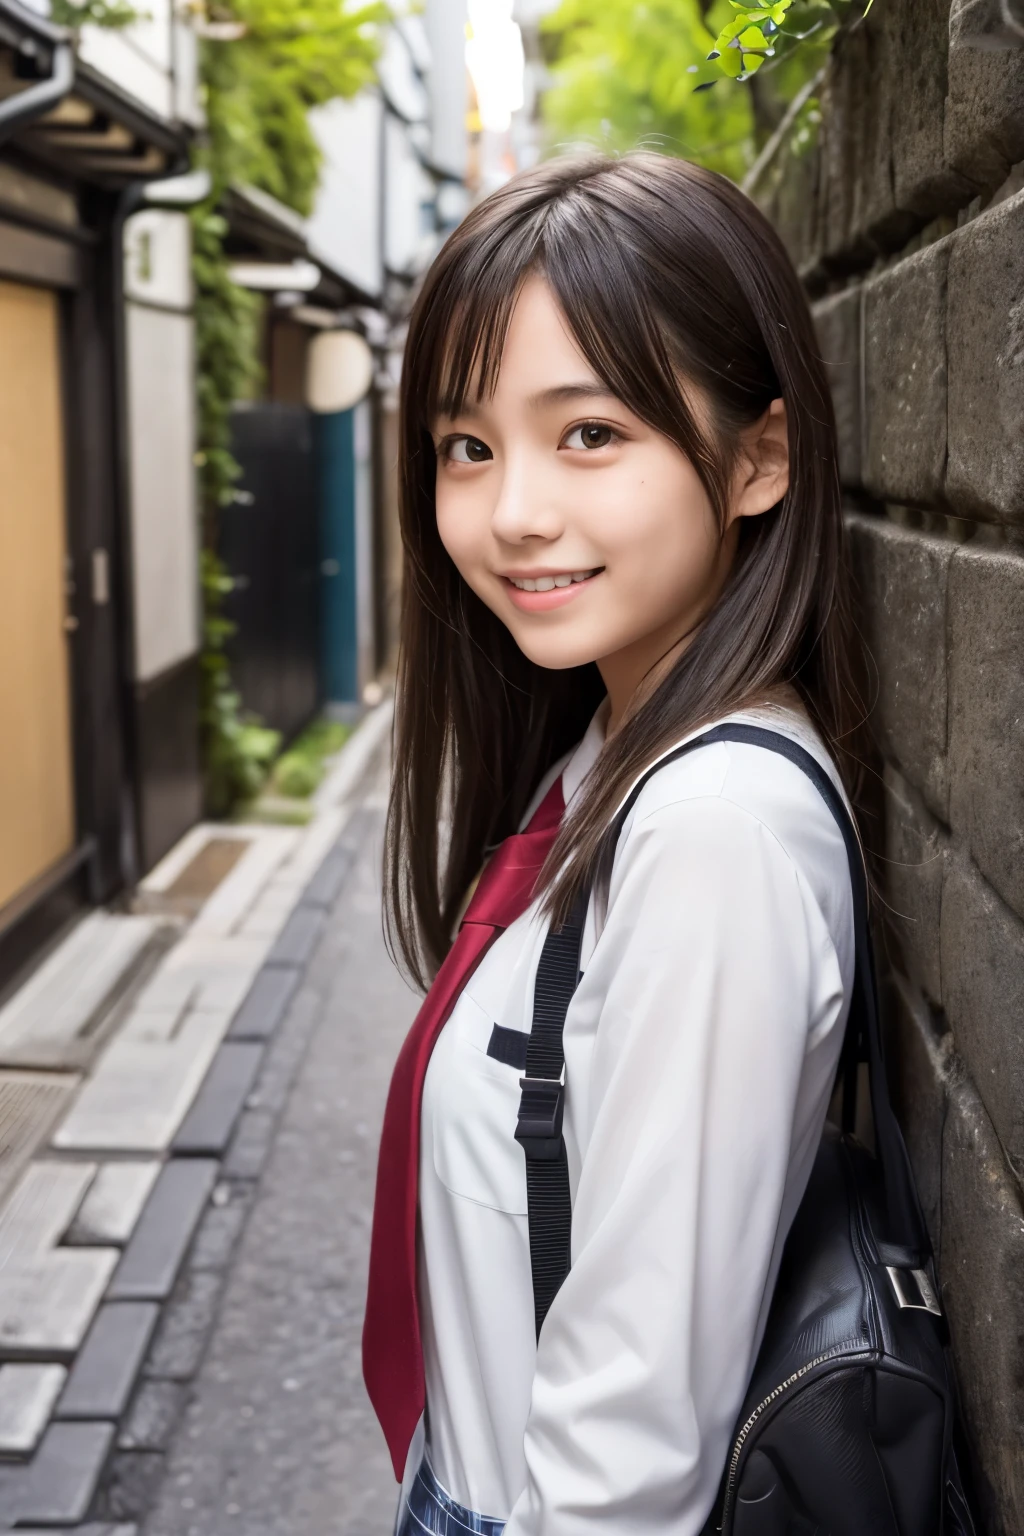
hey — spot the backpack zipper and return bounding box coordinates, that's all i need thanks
[717,1343,868,1531]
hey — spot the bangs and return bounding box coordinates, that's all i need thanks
[430,277,526,423]
[420,219,544,424]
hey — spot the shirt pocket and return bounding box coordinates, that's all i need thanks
[430,992,529,1215]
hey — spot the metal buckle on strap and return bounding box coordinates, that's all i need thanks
[515,1075,565,1161]
[886,1265,942,1317]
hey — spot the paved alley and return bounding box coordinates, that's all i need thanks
[135,777,416,1536]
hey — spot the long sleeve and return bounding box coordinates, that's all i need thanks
[505,791,849,1535]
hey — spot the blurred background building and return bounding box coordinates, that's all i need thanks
[0,0,474,990]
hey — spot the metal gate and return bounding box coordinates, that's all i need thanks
[221,404,321,742]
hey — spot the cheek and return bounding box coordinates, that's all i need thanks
[593,457,719,592]
[434,478,481,576]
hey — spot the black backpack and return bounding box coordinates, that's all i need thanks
[513,724,978,1535]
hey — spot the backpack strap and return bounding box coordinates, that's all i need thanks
[515,723,930,1340]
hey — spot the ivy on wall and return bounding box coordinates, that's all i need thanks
[190,0,385,813]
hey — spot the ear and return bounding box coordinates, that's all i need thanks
[728,398,790,524]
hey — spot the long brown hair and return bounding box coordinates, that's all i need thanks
[386,151,856,988]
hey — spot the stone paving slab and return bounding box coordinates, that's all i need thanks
[265,907,326,970]
[57,1304,159,1421]
[108,1162,218,1302]
[0,1251,120,1358]
[301,838,358,911]
[53,1011,235,1155]
[0,915,160,1072]
[0,1421,115,1525]
[65,1164,161,1248]
[131,935,272,1021]
[171,1043,264,1155]
[0,1161,95,1259]
[189,831,297,940]
[0,1364,66,1456]
[227,967,300,1042]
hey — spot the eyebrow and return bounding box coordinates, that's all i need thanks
[527,382,619,410]
[433,381,619,425]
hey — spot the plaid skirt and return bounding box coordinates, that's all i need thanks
[395,1457,506,1536]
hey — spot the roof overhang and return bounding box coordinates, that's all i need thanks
[0,0,189,185]
[221,181,381,311]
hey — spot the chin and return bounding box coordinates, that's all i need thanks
[508,627,604,673]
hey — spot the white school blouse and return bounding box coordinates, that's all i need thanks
[416,702,855,1534]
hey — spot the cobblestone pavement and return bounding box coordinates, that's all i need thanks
[131,780,416,1536]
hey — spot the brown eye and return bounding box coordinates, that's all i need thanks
[447,435,492,464]
[565,423,615,450]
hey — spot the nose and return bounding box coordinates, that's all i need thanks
[489,447,564,546]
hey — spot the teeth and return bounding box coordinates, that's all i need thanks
[509,568,600,592]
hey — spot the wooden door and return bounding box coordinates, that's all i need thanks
[0,279,75,913]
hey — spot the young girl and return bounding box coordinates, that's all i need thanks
[364,152,857,1535]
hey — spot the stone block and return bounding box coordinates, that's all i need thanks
[265,907,325,969]
[132,933,270,1018]
[881,973,950,1251]
[945,0,1024,193]
[812,286,862,487]
[862,237,951,506]
[57,1303,159,1420]
[890,0,977,219]
[190,829,296,939]
[881,766,947,1004]
[117,1381,186,1452]
[227,964,300,1041]
[940,855,1024,1181]
[107,1160,217,1302]
[172,1042,264,1155]
[0,913,157,1072]
[760,134,821,280]
[302,838,358,911]
[946,191,1024,524]
[65,1162,161,1247]
[0,1364,66,1456]
[0,1162,117,1357]
[144,1270,223,1381]
[940,1063,1024,1533]
[817,16,908,265]
[54,1005,235,1154]
[0,1159,96,1254]
[847,514,953,819]
[0,1251,118,1357]
[0,1421,115,1525]
[947,543,1024,918]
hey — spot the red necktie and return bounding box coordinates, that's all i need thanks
[363,775,566,1478]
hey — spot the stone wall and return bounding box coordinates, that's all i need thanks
[753,10,1024,1532]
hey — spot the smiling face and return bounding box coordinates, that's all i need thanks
[431,275,788,727]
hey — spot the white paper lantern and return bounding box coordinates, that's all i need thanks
[306,330,374,414]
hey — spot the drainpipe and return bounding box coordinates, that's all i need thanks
[0,36,73,146]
